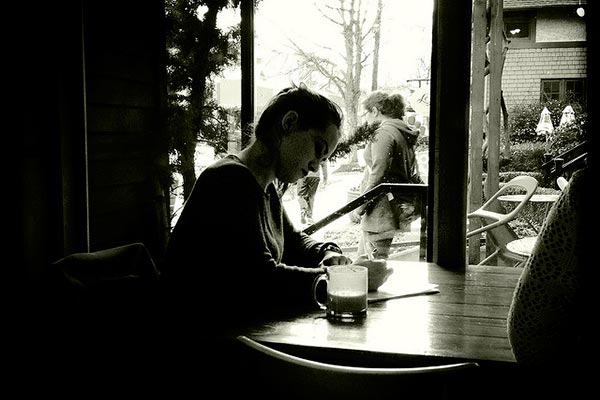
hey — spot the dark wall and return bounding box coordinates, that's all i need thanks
[17,0,168,284]
[83,0,169,256]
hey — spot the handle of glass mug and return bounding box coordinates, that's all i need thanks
[312,274,327,310]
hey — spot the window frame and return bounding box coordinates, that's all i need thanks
[504,11,536,48]
[242,0,471,269]
[541,78,587,105]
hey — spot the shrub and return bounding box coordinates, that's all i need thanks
[484,141,546,175]
[508,99,587,146]
[489,99,588,187]
[546,114,587,156]
[500,141,547,173]
[482,170,542,185]
[508,102,546,144]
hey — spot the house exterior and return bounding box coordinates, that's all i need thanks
[502,0,587,111]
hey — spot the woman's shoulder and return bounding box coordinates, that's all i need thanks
[203,155,250,177]
[196,155,258,191]
[381,119,419,146]
[373,120,405,142]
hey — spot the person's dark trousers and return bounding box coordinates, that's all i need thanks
[297,176,320,223]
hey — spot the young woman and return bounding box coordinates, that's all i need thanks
[352,91,423,259]
[162,85,390,332]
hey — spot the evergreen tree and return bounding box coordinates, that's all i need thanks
[165,0,243,205]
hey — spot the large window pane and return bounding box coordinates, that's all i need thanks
[254,0,433,261]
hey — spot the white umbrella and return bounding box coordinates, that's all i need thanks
[559,105,575,127]
[535,107,554,136]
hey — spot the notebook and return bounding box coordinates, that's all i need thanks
[367,284,439,304]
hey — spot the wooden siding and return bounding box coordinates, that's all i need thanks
[83,0,168,257]
[504,0,586,9]
[502,46,587,109]
[502,4,587,110]
[17,0,168,281]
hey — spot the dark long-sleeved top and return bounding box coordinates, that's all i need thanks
[162,155,332,331]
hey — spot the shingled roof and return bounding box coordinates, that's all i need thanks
[504,0,586,9]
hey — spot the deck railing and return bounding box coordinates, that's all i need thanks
[302,183,428,261]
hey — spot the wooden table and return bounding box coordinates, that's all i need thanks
[498,193,560,233]
[506,236,538,257]
[242,261,523,368]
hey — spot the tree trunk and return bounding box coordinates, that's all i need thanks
[181,139,198,201]
[371,0,383,91]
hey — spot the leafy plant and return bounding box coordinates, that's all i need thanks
[508,102,545,144]
[546,115,587,155]
[329,121,380,161]
[499,141,547,173]
[165,0,243,204]
[508,99,587,146]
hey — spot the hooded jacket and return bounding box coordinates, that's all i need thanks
[357,118,422,234]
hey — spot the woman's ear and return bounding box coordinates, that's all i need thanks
[281,111,298,133]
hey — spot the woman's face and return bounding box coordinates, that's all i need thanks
[362,106,379,124]
[276,122,340,183]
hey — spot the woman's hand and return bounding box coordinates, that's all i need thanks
[320,252,353,266]
[349,210,362,224]
[352,254,394,292]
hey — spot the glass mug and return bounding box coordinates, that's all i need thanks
[312,265,368,320]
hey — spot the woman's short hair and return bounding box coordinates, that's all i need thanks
[254,84,343,144]
[363,91,406,119]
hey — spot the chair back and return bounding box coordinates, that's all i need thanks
[30,243,165,382]
[467,175,538,238]
[233,335,479,399]
[467,176,538,266]
[49,241,158,280]
[556,176,568,191]
[42,243,162,343]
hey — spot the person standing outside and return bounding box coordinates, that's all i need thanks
[351,91,423,259]
[297,160,328,225]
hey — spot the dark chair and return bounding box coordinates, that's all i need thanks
[47,242,159,288]
[556,176,568,191]
[233,335,479,399]
[39,243,163,368]
[44,242,161,310]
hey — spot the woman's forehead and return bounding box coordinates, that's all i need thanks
[312,124,339,141]
[313,124,340,158]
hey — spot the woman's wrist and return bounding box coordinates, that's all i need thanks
[319,243,343,258]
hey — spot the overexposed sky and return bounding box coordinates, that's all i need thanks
[217,0,433,97]
[254,0,433,90]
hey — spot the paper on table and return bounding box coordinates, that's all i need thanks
[367,284,439,304]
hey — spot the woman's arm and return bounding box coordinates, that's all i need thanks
[363,129,395,191]
[164,162,329,314]
[354,129,395,216]
[281,207,349,268]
